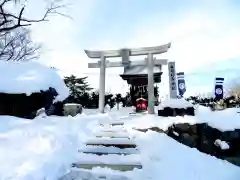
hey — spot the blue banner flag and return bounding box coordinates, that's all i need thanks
[214,77,224,100]
[177,72,186,97]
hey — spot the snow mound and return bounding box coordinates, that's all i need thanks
[125,106,240,131]
[0,61,69,101]
[159,98,193,109]
[0,114,100,180]
[214,139,230,150]
[134,131,240,180]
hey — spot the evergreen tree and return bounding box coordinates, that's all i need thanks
[64,75,93,102]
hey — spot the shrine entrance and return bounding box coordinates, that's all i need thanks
[120,65,162,107]
[85,43,172,114]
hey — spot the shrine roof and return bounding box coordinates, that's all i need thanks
[122,65,161,75]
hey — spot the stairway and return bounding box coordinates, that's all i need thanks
[60,114,143,180]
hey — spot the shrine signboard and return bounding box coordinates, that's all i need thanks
[168,61,177,99]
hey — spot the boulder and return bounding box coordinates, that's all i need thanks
[63,103,82,117]
[180,133,198,148]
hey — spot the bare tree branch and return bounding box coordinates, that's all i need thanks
[0,27,41,61]
[0,0,68,33]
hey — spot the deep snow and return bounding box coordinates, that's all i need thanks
[0,107,240,180]
[125,105,240,132]
[0,61,69,101]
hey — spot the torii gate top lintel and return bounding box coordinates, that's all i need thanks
[84,42,171,59]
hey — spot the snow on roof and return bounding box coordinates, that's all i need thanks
[0,61,69,101]
[159,98,193,109]
[123,65,161,75]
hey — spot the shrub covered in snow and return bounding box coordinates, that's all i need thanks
[0,61,69,118]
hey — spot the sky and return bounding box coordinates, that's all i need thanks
[27,0,240,97]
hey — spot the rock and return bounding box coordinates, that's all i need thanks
[158,107,195,117]
[185,107,195,116]
[164,107,174,116]
[224,156,240,166]
[180,133,198,148]
[132,127,165,134]
[199,136,218,155]
[149,127,165,133]
[174,123,191,133]
[63,103,82,117]
[189,124,198,135]
[158,110,165,116]
[175,108,185,116]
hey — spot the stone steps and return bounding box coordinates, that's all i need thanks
[60,114,142,179]
[94,131,132,139]
[85,138,137,149]
[60,169,130,180]
[78,146,140,155]
[72,163,142,171]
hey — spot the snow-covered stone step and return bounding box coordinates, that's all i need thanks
[71,163,142,171]
[100,127,128,133]
[73,153,141,170]
[94,131,131,138]
[60,170,130,180]
[85,138,136,148]
[110,121,125,126]
[79,146,140,155]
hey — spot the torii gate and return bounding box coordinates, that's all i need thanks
[85,43,173,114]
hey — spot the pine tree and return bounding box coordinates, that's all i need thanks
[64,75,93,101]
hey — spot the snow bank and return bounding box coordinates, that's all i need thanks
[0,61,69,101]
[0,114,101,180]
[124,106,240,131]
[133,131,240,180]
[159,98,193,109]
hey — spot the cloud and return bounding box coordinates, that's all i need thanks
[28,0,240,95]
[120,2,240,95]
[126,8,240,72]
[30,0,99,71]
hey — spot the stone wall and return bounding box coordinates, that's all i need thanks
[167,123,240,166]
[158,107,195,117]
[0,87,58,119]
[135,123,240,166]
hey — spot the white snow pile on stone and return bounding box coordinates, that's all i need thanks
[159,98,193,109]
[214,139,230,150]
[125,106,240,132]
[0,61,69,101]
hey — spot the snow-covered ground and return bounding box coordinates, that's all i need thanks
[0,106,240,180]
[0,113,106,180]
[124,105,240,132]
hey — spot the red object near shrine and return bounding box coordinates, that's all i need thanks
[135,98,147,112]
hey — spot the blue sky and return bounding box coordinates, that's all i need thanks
[29,0,240,97]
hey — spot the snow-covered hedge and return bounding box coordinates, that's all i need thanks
[0,61,69,118]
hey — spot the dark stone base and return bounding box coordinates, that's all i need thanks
[0,87,59,119]
[135,123,240,167]
[158,107,195,117]
[167,123,240,166]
